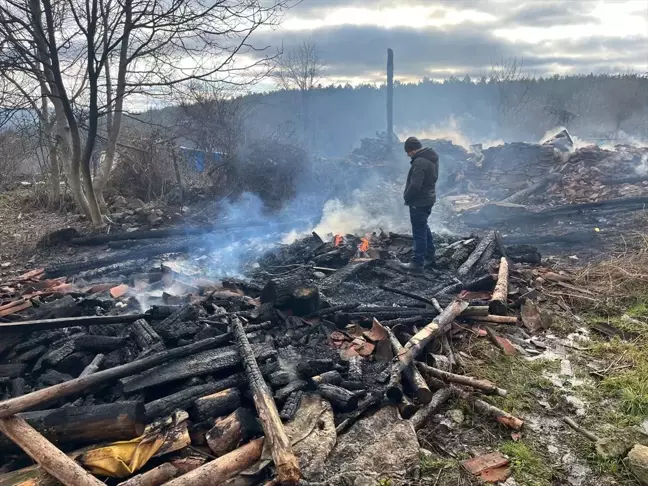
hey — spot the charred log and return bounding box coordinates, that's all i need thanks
[457,231,496,278]
[261,272,320,316]
[317,384,359,412]
[310,370,343,387]
[0,401,145,452]
[0,314,145,334]
[122,344,275,394]
[279,390,304,421]
[0,336,232,419]
[191,388,242,422]
[145,374,247,420]
[206,408,261,457]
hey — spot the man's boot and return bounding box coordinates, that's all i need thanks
[399,261,424,274]
[425,252,436,268]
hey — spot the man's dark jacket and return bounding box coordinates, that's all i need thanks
[403,147,439,207]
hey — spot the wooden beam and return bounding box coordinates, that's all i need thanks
[231,317,300,484]
[0,314,145,334]
[0,415,105,486]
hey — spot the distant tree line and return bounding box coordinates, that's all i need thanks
[241,72,648,156]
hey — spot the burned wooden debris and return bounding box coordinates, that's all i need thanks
[0,221,566,485]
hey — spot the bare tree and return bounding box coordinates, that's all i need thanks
[274,39,324,148]
[0,0,296,225]
[488,58,534,129]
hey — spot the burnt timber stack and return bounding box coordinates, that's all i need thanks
[0,226,539,485]
[2,133,646,484]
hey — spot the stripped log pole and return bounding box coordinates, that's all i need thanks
[79,354,105,378]
[385,326,432,404]
[163,438,265,486]
[457,231,496,278]
[466,315,518,325]
[411,387,452,431]
[386,298,469,402]
[0,415,105,486]
[118,463,179,486]
[415,362,507,397]
[489,257,509,316]
[231,317,301,484]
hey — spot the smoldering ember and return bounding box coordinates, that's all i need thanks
[1,129,648,486]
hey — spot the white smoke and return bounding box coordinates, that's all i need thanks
[636,153,648,176]
[398,115,505,150]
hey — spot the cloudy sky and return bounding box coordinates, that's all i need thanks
[254,0,648,85]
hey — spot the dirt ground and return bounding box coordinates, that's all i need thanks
[1,189,647,486]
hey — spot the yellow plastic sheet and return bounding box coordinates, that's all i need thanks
[78,411,189,478]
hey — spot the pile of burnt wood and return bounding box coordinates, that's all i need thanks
[0,229,543,485]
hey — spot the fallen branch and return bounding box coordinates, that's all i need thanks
[415,362,507,397]
[386,298,469,402]
[562,417,600,442]
[452,386,523,430]
[231,317,300,484]
[411,387,452,431]
[118,463,179,486]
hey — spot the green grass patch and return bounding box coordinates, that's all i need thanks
[462,341,558,415]
[500,441,553,486]
[419,455,458,476]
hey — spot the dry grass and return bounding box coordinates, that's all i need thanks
[572,236,648,310]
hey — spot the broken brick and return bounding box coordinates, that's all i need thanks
[110,284,129,299]
[462,452,510,475]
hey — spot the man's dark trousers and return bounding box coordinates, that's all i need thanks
[409,206,435,266]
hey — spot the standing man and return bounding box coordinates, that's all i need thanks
[400,136,439,273]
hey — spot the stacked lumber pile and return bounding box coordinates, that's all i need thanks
[0,227,555,485]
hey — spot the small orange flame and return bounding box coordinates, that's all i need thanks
[334,234,344,247]
[358,237,370,253]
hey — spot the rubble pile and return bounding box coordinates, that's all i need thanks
[0,225,574,485]
[549,145,648,204]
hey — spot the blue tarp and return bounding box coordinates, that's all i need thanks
[179,146,225,172]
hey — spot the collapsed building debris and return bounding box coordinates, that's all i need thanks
[0,220,567,485]
[1,131,647,485]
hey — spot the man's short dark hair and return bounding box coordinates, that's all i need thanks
[404,136,423,153]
